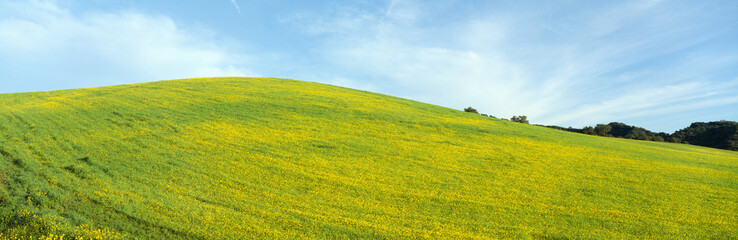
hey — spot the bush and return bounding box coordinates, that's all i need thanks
[511,115,529,124]
[464,107,478,114]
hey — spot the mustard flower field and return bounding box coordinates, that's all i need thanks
[0,77,736,239]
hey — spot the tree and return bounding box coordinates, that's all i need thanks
[582,126,595,135]
[671,120,738,151]
[464,107,478,114]
[511,115,529,124]
[594,124,612,136]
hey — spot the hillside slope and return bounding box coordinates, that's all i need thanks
[0,77,736,239]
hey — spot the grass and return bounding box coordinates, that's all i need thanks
[0,77,736,239]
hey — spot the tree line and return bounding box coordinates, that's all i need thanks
[544,121,738,151]
[463,107,738,151]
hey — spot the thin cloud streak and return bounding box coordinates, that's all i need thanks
[385,0,398,17]
[230,0,241,14]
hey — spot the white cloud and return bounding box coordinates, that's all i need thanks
[289,0,738,131]
[0,0,254,93]
[2,0,734,132]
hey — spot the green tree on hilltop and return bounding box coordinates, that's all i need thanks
[511,115,529,124]
[594,124,612,136]
[464,107,478,114]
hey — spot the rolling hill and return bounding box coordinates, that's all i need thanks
[0,77,736,239]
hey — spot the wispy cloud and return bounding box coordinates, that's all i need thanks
[1,0,735,133]
[288,0,738,132]
[230,0,241,14]
[0,0,254,93]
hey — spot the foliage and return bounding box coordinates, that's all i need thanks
[581,126,595,135]
[594,124,612,136]
[0,77,736,239]
[550,121,738,151]
[510,115,529,124]
[462,107,497,118]
[463,107,478,114]
[672,121,738,151]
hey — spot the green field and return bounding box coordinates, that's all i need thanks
[0,77,736,239]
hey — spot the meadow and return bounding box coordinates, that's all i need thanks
[0,77,736,239]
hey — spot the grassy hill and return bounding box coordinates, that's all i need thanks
[0,77,736,239]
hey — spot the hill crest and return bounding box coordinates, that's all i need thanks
[1,77,736,239]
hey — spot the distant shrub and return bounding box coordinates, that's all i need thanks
[511,115,529,124]
[464,107,478,114]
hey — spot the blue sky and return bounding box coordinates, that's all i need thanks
[1,0,737,132]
